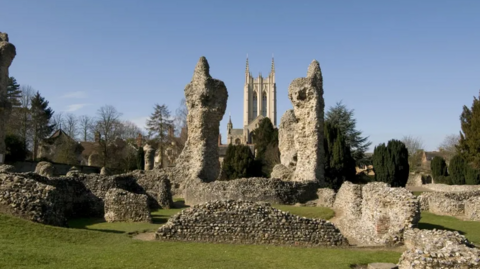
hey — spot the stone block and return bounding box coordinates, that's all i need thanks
[104,188,151,223]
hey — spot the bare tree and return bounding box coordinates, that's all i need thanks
[438,134,460,163]
[64,113,78,139]
[51,112,64,131]
[78,115,95,142]
[18,85,34,149]
[118,120,143,141]
[96,105,122,167]
[174,98,188,144]
[401,135,425,171]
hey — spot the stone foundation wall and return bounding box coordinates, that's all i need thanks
[13,161,100,176]
[423,184,480,192]
[418,191,480,217]
[398,229,479,268]
[315,188,336,208]
[332,182,420,246]
[0,173,66,226]
[184,177,318,206]
[156,200,348,247]
[104,188,151,223]
[465,197,480,221]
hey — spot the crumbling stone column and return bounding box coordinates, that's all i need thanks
[278,109,297,169]
[0,32,16,164]
[175,57,228,183]
[288,60,325,183]
[144,144,155,170]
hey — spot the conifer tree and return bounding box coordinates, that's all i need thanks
[325,101,371,166]
[146,104,173,167]
[458,92,480,169]
[251,117,279,177]
[221,144,257,180]
[7,77,21,107]
[431,156,448,178]
[323,121,356,190]
[449,155,466,185]
[372,139,409,187]
[30,91,55,160]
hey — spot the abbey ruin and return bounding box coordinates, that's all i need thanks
[1,32,479,268]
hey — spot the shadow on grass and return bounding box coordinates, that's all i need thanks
[67,218,126,234]
[418,221,466,235]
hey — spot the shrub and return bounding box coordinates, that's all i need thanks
[431,156,448,178]
[435,175,452,185]
[5,134,27,163]
[465,165,480,185]
[221,144,258,180]
[449,155,466,185]
[372,139,409,187]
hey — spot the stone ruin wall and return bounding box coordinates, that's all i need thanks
[156,200,348,247]
[104,188,151,223]
[332,182,420,246]
[184,177,318,206]
[0,32,16,163]
[288,60,325,183]
[173,56,227,187]
[398,228,480,268]
[418,190,480,221]
[0,168,174,226]
[423,183,480,192]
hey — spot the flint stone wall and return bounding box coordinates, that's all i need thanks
[278,109,297,169]
[174,56,228,186]
[156,200,348,247]
[104,188,151,223]
[406,174,423,187]
[315,188,336,208]
[0,164,14,173]
[465,197,480,221]
[398,229,479,269]
[270,164,293,181]
[131,170,174,209]
[184,177,318,206]
[418,191,480,217]
[0,173,66,226]
[423,184,480,192]
[333,182,420,246]
[0,32,16,162]
[288,60,325,183]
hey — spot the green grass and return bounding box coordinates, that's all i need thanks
[273,205,335,220]
[418,212,480,245]
[0,213,400,269]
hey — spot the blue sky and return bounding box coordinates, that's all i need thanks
[2,0,479,151]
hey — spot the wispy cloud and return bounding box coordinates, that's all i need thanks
[61,91,87,99]
[65,103,90,112]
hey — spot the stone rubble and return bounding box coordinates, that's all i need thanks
[0,164,15,173]
[398,228,480,269]
[156,200,348,247]
[104,188,151,223]
[288,60,325,183]
[333,182,420,246]
[34,161,56,177]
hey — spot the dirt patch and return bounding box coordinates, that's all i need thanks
[133,232,156,241]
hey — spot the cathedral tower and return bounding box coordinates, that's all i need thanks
[243,57,277,127]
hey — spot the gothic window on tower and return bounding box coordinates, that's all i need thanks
[262,92,267,117]
[253,91,258,116]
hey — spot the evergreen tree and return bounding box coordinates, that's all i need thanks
[137,147,145,170]
[449,155,466,185]
[7,77,21,107]
[146,104,173,167]
[458,92,480,169]
[221,144,257,180]
[431,156,448,178]
[30,91,55,160]
[323,121,356,190]
[5,134,27,163]
[465,165,480,185]
[251,117,279,177]
[325,101,372,166]
[372,139,409,187]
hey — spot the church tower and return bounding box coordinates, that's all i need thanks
[243,57,277,127]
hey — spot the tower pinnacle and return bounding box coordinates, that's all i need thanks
[246,54,249,73]
[271,54,275,73]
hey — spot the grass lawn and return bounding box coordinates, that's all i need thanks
[418,212,480,245]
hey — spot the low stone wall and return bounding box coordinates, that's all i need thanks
[0,173,66,226]
[131,170,174,209]
[104,188,151,223]
[183,177,318,206]
[156,200,348,247]
[13,161,100,176]
[418,191,480,217]
[332,182,420,246]
[398,229,479,268]
[315,188,336,208]
[406,174,423,187]
[0,164,15,173]
[423,184,480,192]
[465,197,480,221]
